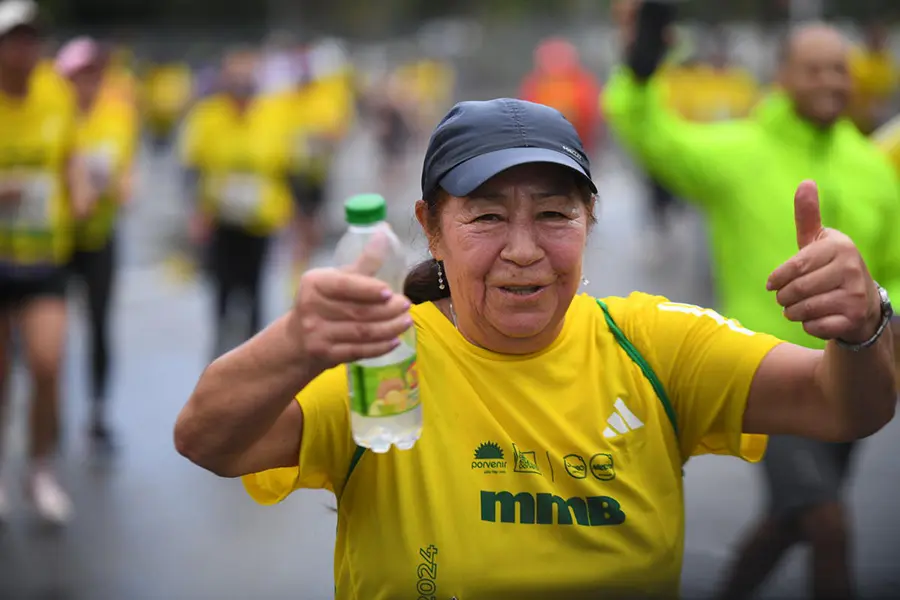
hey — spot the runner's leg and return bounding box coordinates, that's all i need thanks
[209,223,239,359]
[20,281,71,524]
[715,515,800,600]
[798,442,858,600]
[81,238,116,446]
[0,304,13,522]
[243,232,269,339]
[290,176,325,278]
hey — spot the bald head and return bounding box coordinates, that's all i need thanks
[780,23,849,65]
[778,23,852,127]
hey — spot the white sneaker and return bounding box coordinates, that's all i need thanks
[28,470,72,526]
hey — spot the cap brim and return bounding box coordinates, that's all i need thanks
[438,147,597,197]
[0,21,38,38]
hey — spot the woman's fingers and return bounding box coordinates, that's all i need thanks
[328,339,404,365]
[316,293,411,322]
[294,267,415,368]
[782,289,847,323]
[310,271,393,303]
[327,312,415,345]
[775,265,844,309]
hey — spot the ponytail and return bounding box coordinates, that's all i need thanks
[403,258,450,305]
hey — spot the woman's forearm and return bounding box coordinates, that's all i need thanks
[67,155,95,218]
[818,328,897,440]
[174,312,320,474]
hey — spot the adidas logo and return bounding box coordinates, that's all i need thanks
[603,398,644,439]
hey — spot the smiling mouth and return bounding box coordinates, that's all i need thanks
[500,285,545,295]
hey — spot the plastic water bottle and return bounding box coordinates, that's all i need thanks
[333,194,421,453]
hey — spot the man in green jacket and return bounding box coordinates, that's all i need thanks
[605,6,900,599]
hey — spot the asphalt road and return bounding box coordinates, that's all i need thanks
[0,128,897,600]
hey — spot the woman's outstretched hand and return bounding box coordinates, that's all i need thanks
[290,231,413,371]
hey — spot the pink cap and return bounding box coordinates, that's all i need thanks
[55,36,101,77]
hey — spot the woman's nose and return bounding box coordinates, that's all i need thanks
[499,223,543,266]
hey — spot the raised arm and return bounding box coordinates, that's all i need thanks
[633,181,895,464]
[603,1,740,207]
[174,232,413,477]
[744,181,895,441]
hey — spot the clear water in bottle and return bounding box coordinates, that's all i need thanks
[333,194,421,453]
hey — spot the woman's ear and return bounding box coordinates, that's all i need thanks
[415,199,442,259]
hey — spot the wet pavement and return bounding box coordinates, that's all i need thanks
[0,129,898,600]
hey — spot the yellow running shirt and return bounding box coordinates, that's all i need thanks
[73,96,139,251]
[244,292,781,599]
[180,93,293,236]
[269,74,355,185]
[872,113,900,173]
[0,68,77,269]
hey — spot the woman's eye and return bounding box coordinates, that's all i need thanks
[540,211,569,219]
[474,214,502,222]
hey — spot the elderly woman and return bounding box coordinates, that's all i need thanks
[174,98,895,599]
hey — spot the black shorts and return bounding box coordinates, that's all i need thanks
[206,223,269,288]
[290,176,326,218]
[0,268,69,310]
[763,435,858,519]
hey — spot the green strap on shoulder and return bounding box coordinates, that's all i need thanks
[339,299,682,500]
[340,445,367,503]
[595,299,680,438]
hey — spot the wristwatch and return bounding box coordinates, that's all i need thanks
[836,282,893,352]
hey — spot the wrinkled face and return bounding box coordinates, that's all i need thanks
[779,28,851,127]
[420,163,594,354]
[0,26,40,79]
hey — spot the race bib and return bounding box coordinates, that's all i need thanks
[1,173,54,230]
[217,174,261,225]
[84,144,118,193]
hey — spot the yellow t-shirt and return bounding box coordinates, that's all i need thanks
[872,112,900,172]
[141,63,194,132]
[849,49,898,134]
[243,292,781,599]
[394,59,456,123]
[272,73,355,183]
[73,96,139,251]
[0,69,77,269]
[662,65,759,122]
[179,94,293,236]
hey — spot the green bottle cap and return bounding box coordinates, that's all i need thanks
[345,194,387,225]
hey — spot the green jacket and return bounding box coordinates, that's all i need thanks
[604,68,900,348]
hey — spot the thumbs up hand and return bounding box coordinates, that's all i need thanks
[290,229,413,370]
[767,180,882,343]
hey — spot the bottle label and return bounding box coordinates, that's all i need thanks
[349,355,420,417]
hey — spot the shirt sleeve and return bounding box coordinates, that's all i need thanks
[608,293,783,463]
[242,365,357,506]
[257,97,294,177]
[177,105,207,169]
[602,67,744,210]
